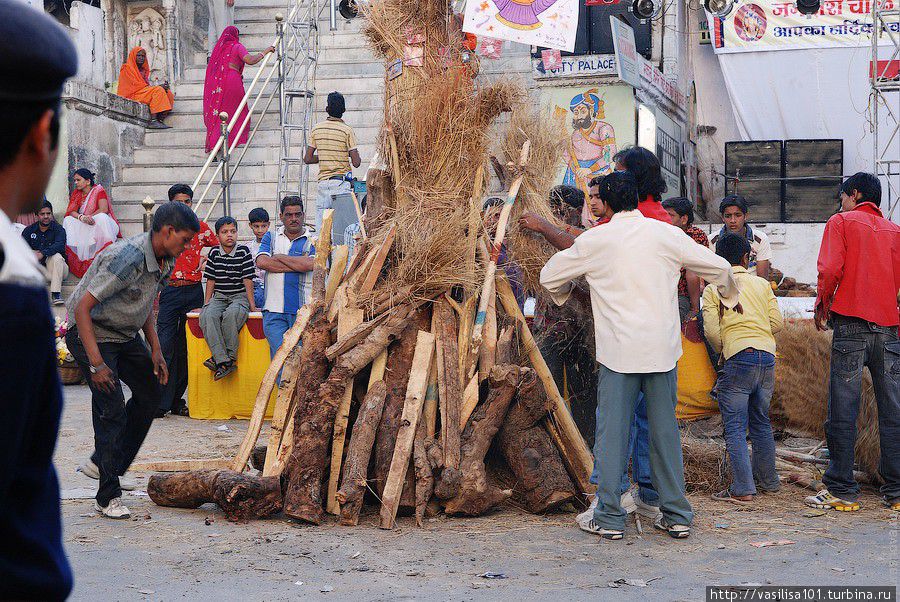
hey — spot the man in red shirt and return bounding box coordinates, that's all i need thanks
[156,184,218,417]
[806,172,900,513]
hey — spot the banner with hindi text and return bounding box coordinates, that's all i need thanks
[709,0,899,53]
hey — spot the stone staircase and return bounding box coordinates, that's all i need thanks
[109,3,386,240]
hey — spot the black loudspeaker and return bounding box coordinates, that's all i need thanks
[783,139,843,223]
[725,140,783,222]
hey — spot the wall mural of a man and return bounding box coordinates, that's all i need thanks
[563,88,618,197]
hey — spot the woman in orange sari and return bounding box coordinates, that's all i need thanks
[118,47,174,129]
[63,169,120,277]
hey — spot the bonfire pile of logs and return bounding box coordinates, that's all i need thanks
[148,180,595,527]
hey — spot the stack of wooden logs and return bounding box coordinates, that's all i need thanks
[149,192,594,527]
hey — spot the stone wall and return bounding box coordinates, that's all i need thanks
[49,80,150,210]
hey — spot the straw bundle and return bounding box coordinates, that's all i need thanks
[496,104,569,291]
[359,0,524,300]
[772,322,881,482]
[681,434,729,494]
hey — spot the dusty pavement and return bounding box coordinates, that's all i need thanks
[55,384,898,601]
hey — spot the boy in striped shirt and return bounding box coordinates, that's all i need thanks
[200,217,257,380]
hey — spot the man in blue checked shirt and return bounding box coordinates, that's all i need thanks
[255,195,316,357]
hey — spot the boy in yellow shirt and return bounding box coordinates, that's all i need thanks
[703,233,784,504]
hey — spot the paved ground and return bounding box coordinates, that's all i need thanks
[56,384,898,601]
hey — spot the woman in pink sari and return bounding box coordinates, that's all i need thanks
[63,168,121,277]
[204,26,275,152]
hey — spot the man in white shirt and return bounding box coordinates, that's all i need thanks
[540,171,739,541]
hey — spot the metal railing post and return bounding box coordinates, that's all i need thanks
[276,13,285,124]
[141,197,155,232]
[219,111,231,216]
[330,0,337,30]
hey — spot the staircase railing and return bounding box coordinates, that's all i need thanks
[191,0,322,222]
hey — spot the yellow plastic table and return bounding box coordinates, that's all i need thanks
[185,311,276,419]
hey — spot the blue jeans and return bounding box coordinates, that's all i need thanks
[262,310,296,358]
[717,349,780,497]
[253,283,264,309]
[592,365,693,530]
[824,315,900,502]
[590,392,659,506]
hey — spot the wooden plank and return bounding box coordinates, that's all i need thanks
[379,330,435,529]
[325,312,391,360]
[325,245,349,310]
[459,372,480,428]
[231,304,313,472]
[495,273,595,494]
[349,188,368,239]
[311,209,335,302]
[457,294,478,381]
[325,299,366,515]
[434,298,462,471]
[368,349,388,387]
[423,354,438,439]
[261,346,303,475]
[478,289,497,381]
[359,224,396,294]
[131,459,230,472]
[470,141,531,359]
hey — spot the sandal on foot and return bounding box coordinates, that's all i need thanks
[203,357,217,372]
[214,362,237,381]
[654,516,690,539]
[712,489,753,505]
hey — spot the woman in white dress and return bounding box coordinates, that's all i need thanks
[63,168,120,277]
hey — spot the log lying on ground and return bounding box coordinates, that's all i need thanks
[373,307,432,502]
[337,381,389,526]
[497,369,578,513]
[439,365,524,516]
[281,303,333,523]
[148,470,282,522]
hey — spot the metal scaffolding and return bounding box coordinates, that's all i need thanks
[872,0,900,220]
[276,0,325,211]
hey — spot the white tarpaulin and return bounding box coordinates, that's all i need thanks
[715,43,897,177]
[463,0,579,52]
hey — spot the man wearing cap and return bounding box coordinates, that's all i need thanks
[0,0,76,597]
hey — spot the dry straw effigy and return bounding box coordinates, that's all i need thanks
[147,0,594,526]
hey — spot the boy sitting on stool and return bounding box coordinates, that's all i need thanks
[200,216,257,380]
[703,233,784,504]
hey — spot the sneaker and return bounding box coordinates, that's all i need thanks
[804,489,860,512]
[51,292,63,305]
[654,516,690,539]
[77,459,138,491]
[884,498,900,512]
[634,493,661,519]
[94,497,131,519]
[575,495,598,525]
[214,361,237,381]
[578,518,624,540]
